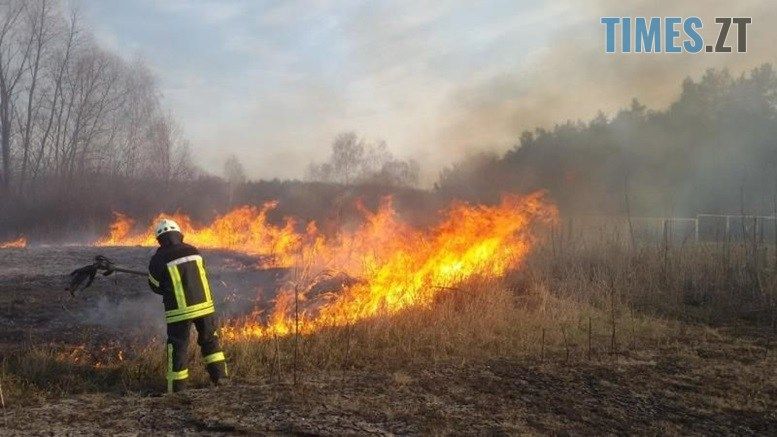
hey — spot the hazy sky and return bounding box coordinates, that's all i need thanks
[76,0,775,184]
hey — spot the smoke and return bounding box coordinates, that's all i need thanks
[85,293,165,337]
[77,250,289,337]
[80,1,776,186]
[437,0,777,158]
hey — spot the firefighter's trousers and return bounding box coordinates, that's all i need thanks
[166,314,227,393]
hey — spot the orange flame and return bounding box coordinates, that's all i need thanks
[0,237,26,249]
[95,192,557,339]
[56,343,127,369]
[222,192,557,339]
[96,202,303,267]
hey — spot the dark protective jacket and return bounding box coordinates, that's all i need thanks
[148,232,215,324]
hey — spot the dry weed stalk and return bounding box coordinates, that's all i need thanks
[587,317,592,360]
[0,377,6,427]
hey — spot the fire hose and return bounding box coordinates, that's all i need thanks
[66,255,146,296]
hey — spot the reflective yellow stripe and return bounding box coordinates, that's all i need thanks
[169,369,189,380]
[204,351,225,364]
[166,343,188,393]
[167,264,187,309]
[165,301,214,318]
[168,255,202,266]
[165,305,214,323]
[148,274,160,287]
[163,255,215,324]
[195,258,213,304]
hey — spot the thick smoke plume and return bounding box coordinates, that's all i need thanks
[437,64,777,216]
[439,0,777,156]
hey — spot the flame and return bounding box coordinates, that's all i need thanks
[0,237,26,249]
[95,192,557,339]
[222,192,557,340]
[56,343,127,369]
[97,202,303,267]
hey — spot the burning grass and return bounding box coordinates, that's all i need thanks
[222,192,558,340]
[96,202,306,268]
[2,202,776,423]
[0,237,26,249]
[95,192,559,340]
[2,192,567,404]
[224,277,669,376]
[1,270,671,405]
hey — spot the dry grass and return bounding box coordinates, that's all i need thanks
[535,225,777,327]
[0,278,664,405]
[225,276,671,378]
[2,235,774,406]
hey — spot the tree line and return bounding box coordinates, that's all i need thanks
[2,2,773,238]
[0,0,192,199]
[435,64,777,217]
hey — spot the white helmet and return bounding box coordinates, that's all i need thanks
[155,218,181,238]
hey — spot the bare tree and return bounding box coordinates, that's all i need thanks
[0,0,194,207]
[29,5,75,187]
[224,154,246,203]
[17,0,56,193]
[307,132,419,187]
[0,0,32,192]
[224,154,246,186]
[331,131,364,185]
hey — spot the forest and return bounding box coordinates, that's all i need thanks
[436,64,777,217]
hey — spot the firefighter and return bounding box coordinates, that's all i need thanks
[147,218,228,393]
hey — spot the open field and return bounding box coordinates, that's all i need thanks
[1,241,776,435]
[0,0,774,434]
[3,331,775,435]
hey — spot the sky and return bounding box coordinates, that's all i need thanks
[75,0,776,184]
